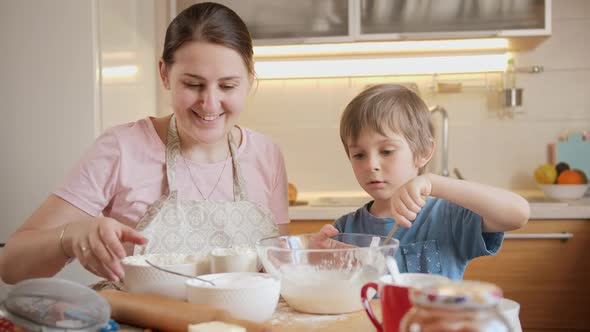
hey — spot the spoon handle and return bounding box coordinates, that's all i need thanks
[145,259,215,287]
[384,224,400,245]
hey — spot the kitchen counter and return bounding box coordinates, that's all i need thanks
[289,192,590,221]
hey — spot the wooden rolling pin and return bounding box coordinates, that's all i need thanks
[99,290,273,332]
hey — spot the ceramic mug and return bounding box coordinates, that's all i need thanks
[361,273,449,332]
[208,247,259,273]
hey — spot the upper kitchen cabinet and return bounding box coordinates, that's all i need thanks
[174,0,354,44]
[358,0,550,40]
[173,0,550,48]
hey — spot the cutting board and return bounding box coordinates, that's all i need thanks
[557,133,590,179]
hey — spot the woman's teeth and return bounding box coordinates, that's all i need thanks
[195,112,223,121]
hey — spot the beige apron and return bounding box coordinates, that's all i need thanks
[133,115,279,255]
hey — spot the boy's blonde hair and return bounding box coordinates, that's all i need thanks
[340,84,434,170]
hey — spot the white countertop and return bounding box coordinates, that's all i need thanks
[288,192,590,221]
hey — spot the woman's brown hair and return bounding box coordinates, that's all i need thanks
[162,2,254,76]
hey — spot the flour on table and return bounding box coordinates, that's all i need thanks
[271,301,347,325]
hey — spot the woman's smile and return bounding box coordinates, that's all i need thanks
[190,108,226,125]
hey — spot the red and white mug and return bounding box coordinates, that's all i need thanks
[361,273,449,332]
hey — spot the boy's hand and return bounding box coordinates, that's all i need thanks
[308,224,356,249]
[390,175,432,227]
[320,224,339,237]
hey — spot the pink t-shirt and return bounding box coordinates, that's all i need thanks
[54,118,289,228]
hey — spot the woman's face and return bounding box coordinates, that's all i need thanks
[160,41,251,145]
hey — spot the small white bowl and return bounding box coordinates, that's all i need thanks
[538,184,589,201]
[209,247,258,273]
[122,253,209,300]
[186,272,280,322]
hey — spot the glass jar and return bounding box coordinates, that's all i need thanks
[399,280,513,332]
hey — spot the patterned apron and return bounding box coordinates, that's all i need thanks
[133,115,279,255]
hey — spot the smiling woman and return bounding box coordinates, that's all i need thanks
[159,41,250,151]
[0,2,290,285]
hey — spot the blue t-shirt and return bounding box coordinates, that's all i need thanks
[333,198,504,280]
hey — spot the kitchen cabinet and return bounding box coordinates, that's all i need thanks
[464,219,590,332]
[288,219,590,331]
[173,0,550,45]
[358,0,550,40]
[174,0,354,44]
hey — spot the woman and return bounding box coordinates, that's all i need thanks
[0,2,289,284]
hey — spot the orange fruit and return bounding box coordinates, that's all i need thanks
[556,170,584,184]
[572,169,588,184]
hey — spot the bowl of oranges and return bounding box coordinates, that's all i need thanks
[534,162,589,201]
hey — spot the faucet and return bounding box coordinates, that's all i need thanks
[429,105,449,177]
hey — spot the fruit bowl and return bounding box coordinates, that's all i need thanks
[256,233,399,314]
[538,184,589,201]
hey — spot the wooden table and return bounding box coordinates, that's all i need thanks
[117,299,382,332]
[270,300,380,332]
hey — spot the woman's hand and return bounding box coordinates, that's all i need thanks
[390,175,431,228]
[64,217,147,281]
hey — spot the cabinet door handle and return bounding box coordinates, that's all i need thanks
[505,233,573,240]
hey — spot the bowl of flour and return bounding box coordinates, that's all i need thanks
[256,233,399,314]
[122,253,209,300]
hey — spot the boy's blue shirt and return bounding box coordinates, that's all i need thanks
[333,197,504,280]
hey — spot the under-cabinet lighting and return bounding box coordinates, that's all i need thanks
[254,38,509,58]
[102,52,137,61]
[102,65,138,79]
[255,53,510,79]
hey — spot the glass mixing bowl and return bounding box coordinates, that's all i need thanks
[256,233,399,314]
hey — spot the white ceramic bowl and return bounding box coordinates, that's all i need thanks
[122,253,209,300]
[186,272,280,322]
[538,184,589,201]
[208,247,258,273]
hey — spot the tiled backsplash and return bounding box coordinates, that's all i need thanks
[239,1,590,194]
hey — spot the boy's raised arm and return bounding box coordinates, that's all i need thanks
[427,173,530,232]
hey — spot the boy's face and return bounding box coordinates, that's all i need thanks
[347,128,423,201]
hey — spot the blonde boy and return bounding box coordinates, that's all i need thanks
[322,84,529,280]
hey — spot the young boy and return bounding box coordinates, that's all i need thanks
[321,84,530,280]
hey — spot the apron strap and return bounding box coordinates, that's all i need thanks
[228,130,248,201]
[165,115,181,193]
[165,115,248,201]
